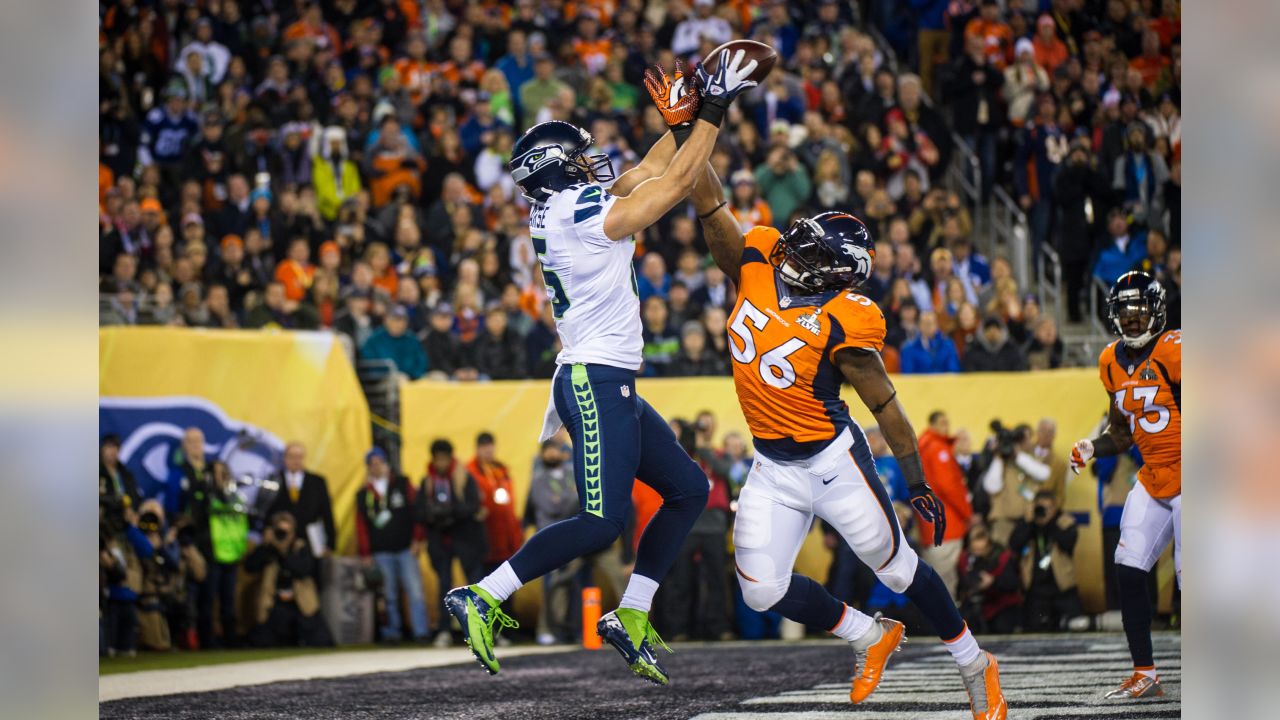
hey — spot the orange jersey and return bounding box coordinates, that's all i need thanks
[728,227,885,460]
[1099,330,1182,498]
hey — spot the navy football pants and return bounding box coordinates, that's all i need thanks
[507,363,709,584]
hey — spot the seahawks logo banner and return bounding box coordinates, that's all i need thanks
[99,328,371,553]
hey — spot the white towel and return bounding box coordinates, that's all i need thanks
[538,365,565,442]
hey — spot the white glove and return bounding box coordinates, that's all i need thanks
[696,48,760,106]
[1069,439,1094,475]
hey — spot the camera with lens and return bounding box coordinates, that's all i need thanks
[989,420,1025,459]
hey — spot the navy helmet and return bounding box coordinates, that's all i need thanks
[1107,270,1166,347]
[770,211,876,293]
[507,120,615,202]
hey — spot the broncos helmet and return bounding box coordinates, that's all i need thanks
[507,120,615,202]
[770,211,876,293]
[1107,270,1167,348]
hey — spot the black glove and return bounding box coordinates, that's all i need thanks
[909,481,946,547]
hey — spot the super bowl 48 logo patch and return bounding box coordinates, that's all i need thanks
[796,308,822,335]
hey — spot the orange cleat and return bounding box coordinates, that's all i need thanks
[849,617,906,703]
[961,651,1007,720]
[1104,672,1164,699]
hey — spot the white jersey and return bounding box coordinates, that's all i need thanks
[531,183,642,370]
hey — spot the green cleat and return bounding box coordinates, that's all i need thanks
[443,585,519,675]
[596,608,673,685]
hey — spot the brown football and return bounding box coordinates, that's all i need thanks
[699,39,778,85]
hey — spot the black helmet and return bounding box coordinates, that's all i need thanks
[1107,270,1166,347]
[508,120,615,202]
[770,211,876,293]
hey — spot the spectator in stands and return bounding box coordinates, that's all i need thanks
[422,303,463,380]
[274,237,315,302]
[944,34,1004,201]
[1024,317,1064,370]
[1008,491,1084,631]
[245,512,333,648]
[1093,208,1148,287]
[1014,94,1067,257]
[418,439,486,647]
[1052,138,1112,323]
[1113,121,1169,229]
[669,321,729,377]
[356,447,429,645]
[728,170,772,232]
[672,0,731,56]
[963,316,1028,372]
[913,0,952,99]
[900,311,962,374]
[361,305,427,380]
[1032,14,1069,74]
[313,126,361,222]
[641,296,679,377]
[918,411,974,600]
[636,253,670,302]
[964,0,1014,70]
[526,438,578,645]
[467,433,523,576]
[1004,40,1050,129]
[245,280,320,330]
[958,523,1022,634]
[473,305,526,380]
[754,146,811,230]
[520,54,569,128]
[266,442,336,569]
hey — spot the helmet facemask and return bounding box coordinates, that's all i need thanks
[1110,294,1164,348]
[770,218,855,293]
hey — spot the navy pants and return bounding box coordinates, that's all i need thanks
[508,364,709,585]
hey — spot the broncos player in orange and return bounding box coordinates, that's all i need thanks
[651,155,1002,720]
[1069,271,1181,700]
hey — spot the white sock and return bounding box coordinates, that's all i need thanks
[945,624,983,668]
[618,573,660,613]
[476,561,523,603]
[833,604,877,645]
[1135,666,1158,680]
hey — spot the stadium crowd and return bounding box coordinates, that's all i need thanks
[102,405,1148,655]
[98,0,1181,381]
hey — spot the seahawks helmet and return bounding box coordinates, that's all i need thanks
[1107,270,1167,348]
[508,120,615,202]
[770,212,876,293]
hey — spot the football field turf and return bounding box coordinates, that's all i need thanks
[101,632,1179,719]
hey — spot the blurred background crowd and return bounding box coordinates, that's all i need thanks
[103,405,1163,654]
[99,0,1182,381]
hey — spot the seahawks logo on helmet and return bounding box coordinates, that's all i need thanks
[511,145,567,185]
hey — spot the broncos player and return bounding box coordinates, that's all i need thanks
[1069,271,1181,700]
[443,50,760,685]
[672,151,1007,717]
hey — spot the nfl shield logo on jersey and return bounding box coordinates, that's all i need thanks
[621,384,631,398]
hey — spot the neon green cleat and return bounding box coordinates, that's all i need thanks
[597,608,673,685]
[443,585,519,675]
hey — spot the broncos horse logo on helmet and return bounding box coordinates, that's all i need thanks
[508,120,616,203]
[1107,270,1167,348]
[770,211,876,293]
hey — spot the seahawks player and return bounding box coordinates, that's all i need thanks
[444,50,759,685]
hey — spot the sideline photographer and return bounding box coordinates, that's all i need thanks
[135,500,207,650]
[244,512,333,647]
[1008,490,1085,631]
[980,420,1051,544]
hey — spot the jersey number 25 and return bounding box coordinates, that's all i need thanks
[729,300,807,389]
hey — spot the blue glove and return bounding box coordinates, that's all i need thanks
[909,482,946,547]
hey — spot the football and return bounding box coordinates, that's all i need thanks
[699,39,778,85]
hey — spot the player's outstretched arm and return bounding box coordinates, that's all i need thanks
[1070,398,1134,474]
[610,132,675,198]
[836,347,947,546]
[604,51,757,241]
[691,161,745,282]
[603,120,720,240]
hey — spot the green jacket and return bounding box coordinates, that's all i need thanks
[312,156,362,221]
[754,164,812,229]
